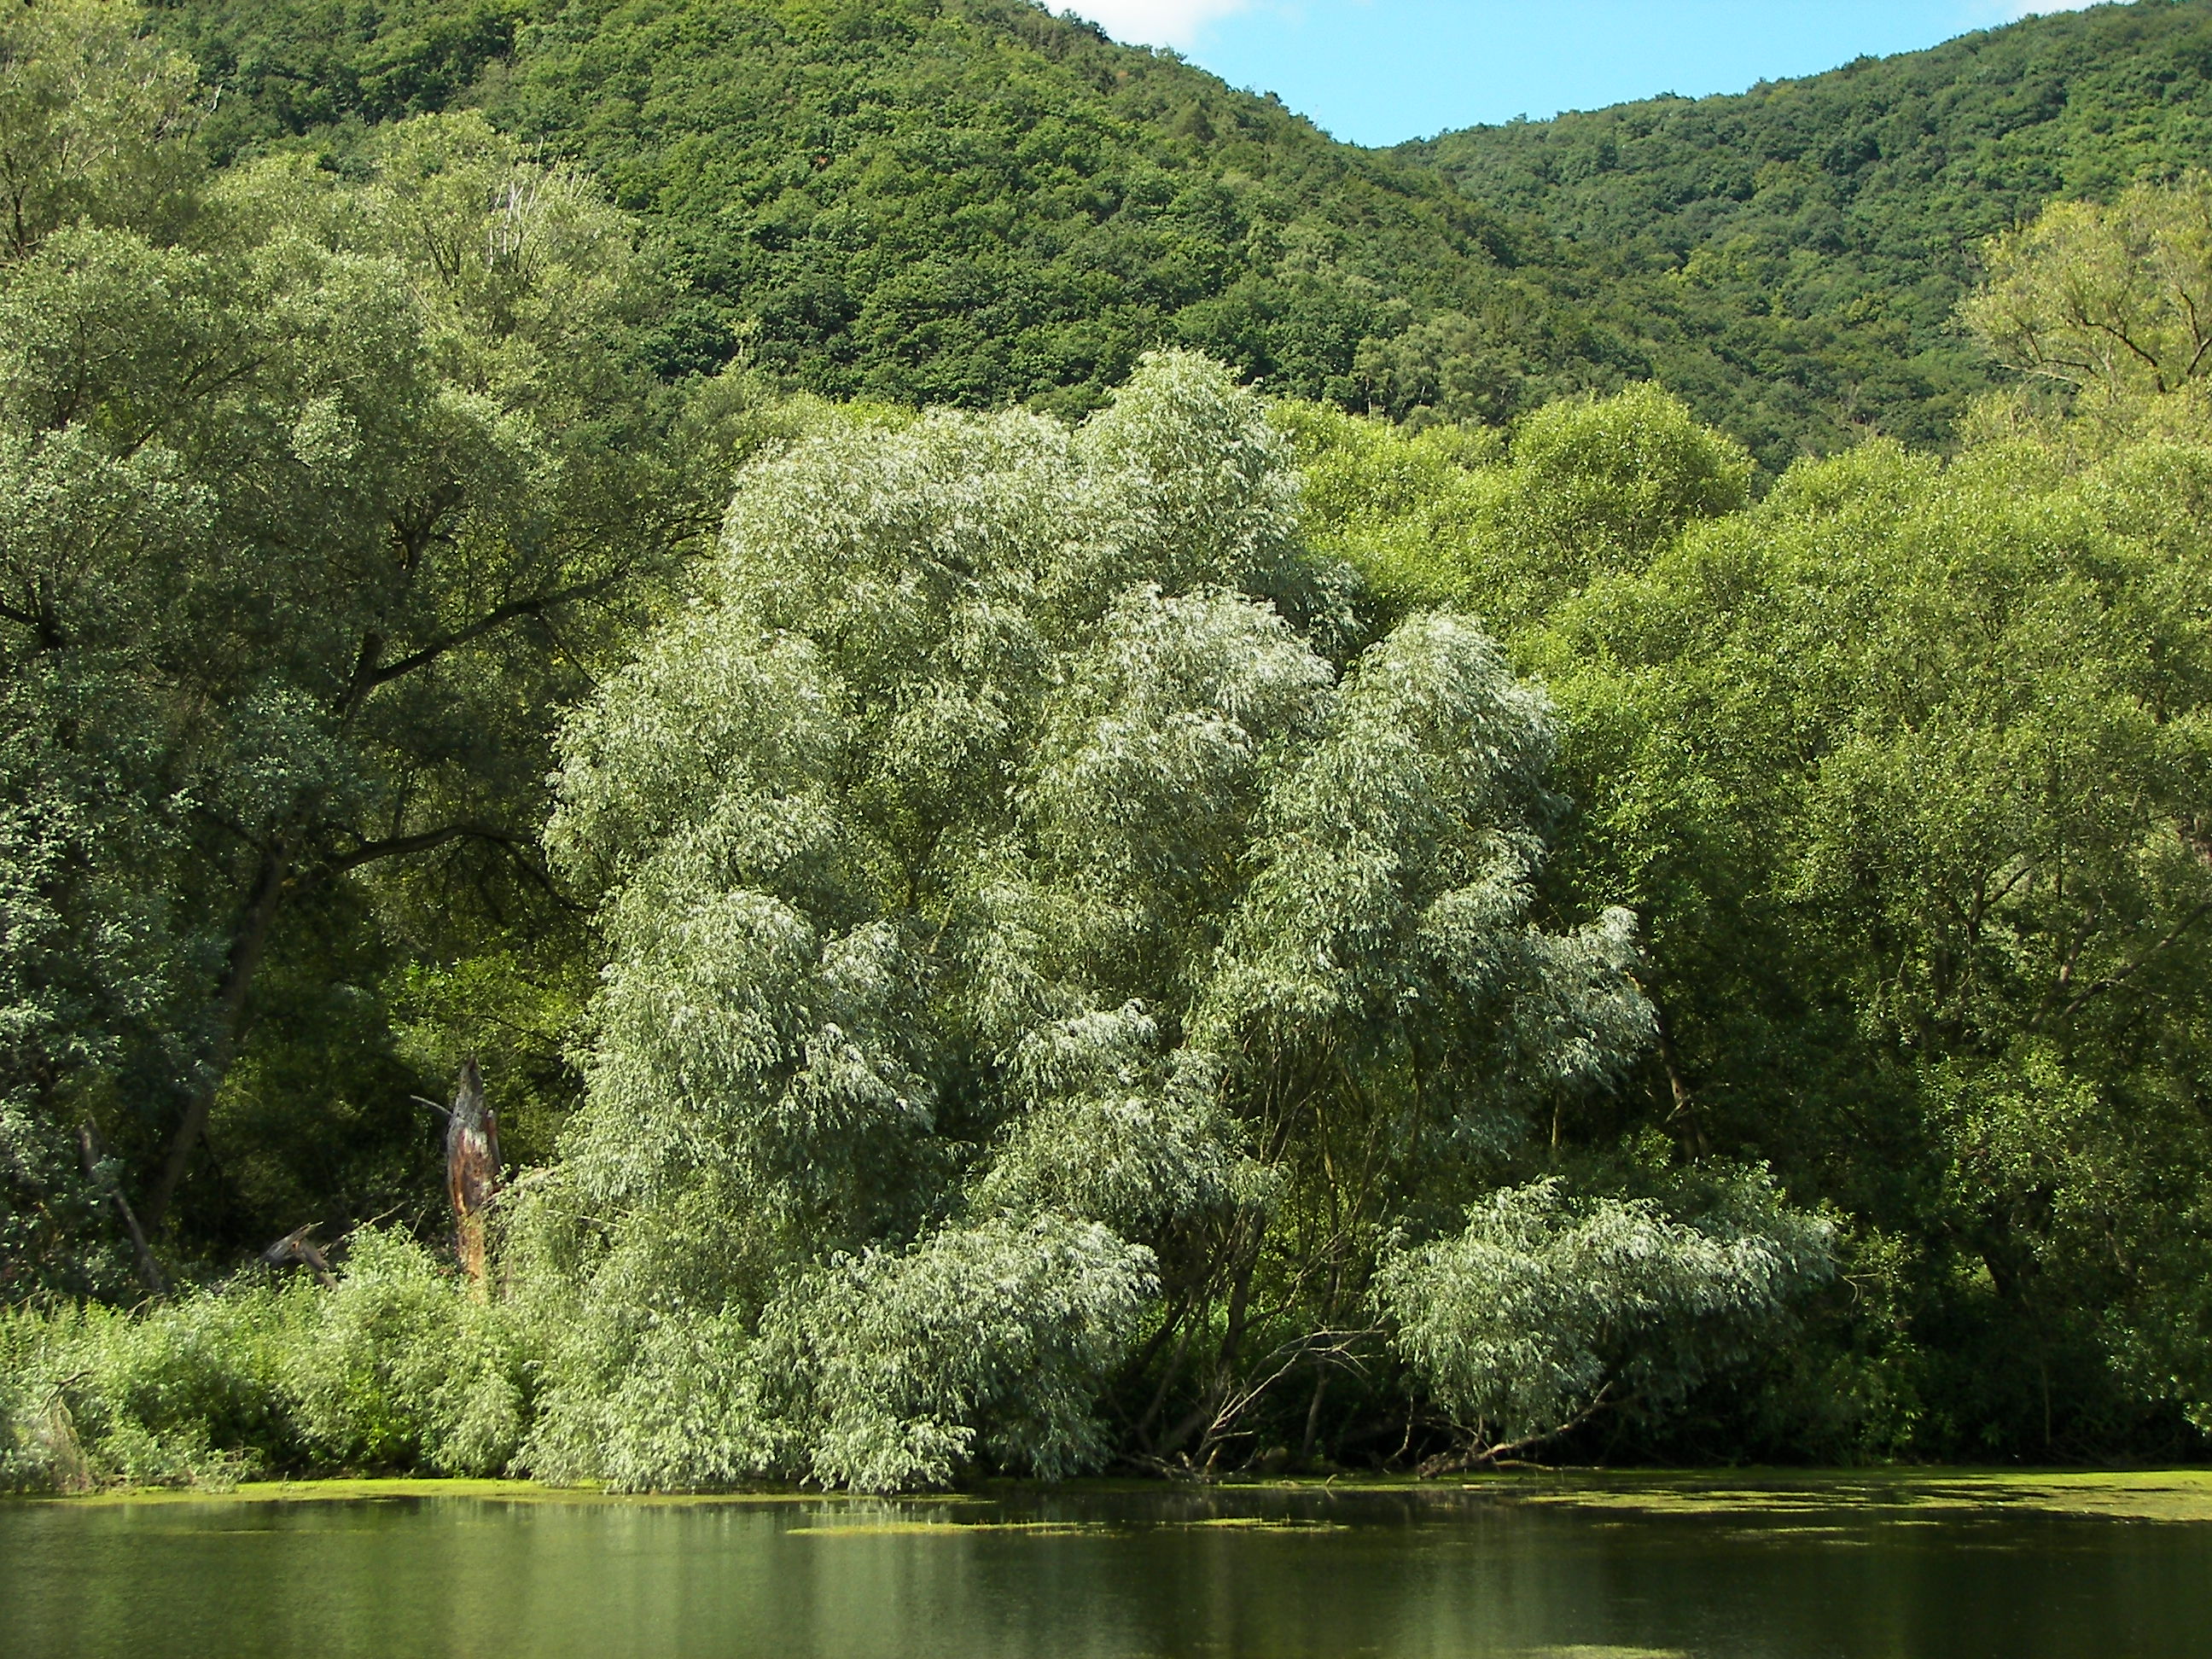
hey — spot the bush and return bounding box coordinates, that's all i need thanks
[0,1286,310,1490]
[284,1229,529,1477]
[0,1227,529,1490]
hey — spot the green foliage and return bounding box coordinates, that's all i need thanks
[1270,185,2212,1458]
[1377,1168,1832,1455]
[748,1214,1156,1491]
[1962,167,2212,406]
[1411,0,2212,469]
[1509,384,1754,557]
[18,0,2212,1486]
[1,1283,311,1489]
[0,1228,525,1490]
[1526,428,2212,1454]
[130,0,2212,471]
[148,0,1629,410]
[0,3,741,1279]
[284,1229,527,1476]
[0,0,202,256]
[497,352,1800,1489]
[135,0,2212,469]
[1284,383,1748,627]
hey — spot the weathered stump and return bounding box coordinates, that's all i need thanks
[445,1057,500,1296]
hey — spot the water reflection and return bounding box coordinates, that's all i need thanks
[1,1485,2203,1658]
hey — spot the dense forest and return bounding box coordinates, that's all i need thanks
[154,0,1572,415]
[1411,0,2212,468]
[147,0,2212,463]
[7,0,2212,1493]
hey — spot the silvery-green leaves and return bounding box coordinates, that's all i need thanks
[1377,1170,1834,1449]
[754,1214,1157,1492]
[537,352,1682,1488]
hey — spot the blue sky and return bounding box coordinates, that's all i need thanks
[1062,1,2097,146]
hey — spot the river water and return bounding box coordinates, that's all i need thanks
[2,1481,2204,1657]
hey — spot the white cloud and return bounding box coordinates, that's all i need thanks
[1059,0,1257,49]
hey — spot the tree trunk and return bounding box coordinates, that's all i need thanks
[143,841,293,1231]
[445,1057,500,1297]
[1299,1366,1329,1466]
[77,1124,163,1295]
[1650,993,1712,1156]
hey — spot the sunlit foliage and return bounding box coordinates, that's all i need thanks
[0,0,747,1285]
[15,1,2212,1488]
[489,352,1807,1489]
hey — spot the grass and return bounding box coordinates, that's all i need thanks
[26,1478,872,1508]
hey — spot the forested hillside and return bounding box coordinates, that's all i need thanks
[1408,0,2212,468]
[148,0,2212,464]
[153,0,1624,415]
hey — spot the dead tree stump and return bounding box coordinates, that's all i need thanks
[445,1057,500,1296]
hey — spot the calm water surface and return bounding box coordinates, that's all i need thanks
[2,1483,2204,1658]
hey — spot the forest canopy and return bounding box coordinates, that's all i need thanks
[9,0,2212,1491]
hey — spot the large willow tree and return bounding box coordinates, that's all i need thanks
[521,353,1827,1490]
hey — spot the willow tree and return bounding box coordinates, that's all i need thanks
[519,352,1827,1491]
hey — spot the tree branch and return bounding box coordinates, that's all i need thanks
[0,594,65,650]
[1417,1382,1619,1477]
[365,570,632,691]
[322,821,523,876]
[78,1125,163,1295]
[2058,898,2212,1021]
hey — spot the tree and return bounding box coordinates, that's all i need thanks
[1283,328,2212,1456]
[0,0,207,1295]
[0,3,729,1277]
[0,0,201,259]
[1961,172,2212,406]
[1282,383,1750,628]
[1530,432,2212,1452]
[1377,1168,1831,1469]
[509,352,1822,1491]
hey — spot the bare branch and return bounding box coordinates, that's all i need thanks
[322,821,523,876]
[366,570,632,691]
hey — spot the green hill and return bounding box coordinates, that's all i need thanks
[156,0,1629,414]
[1408,0,2212,467]
[147,0,2212,457]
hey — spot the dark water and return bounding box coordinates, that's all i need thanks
[2,1484,2205,1658]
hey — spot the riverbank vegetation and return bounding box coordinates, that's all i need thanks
[8,0,2212,1493]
